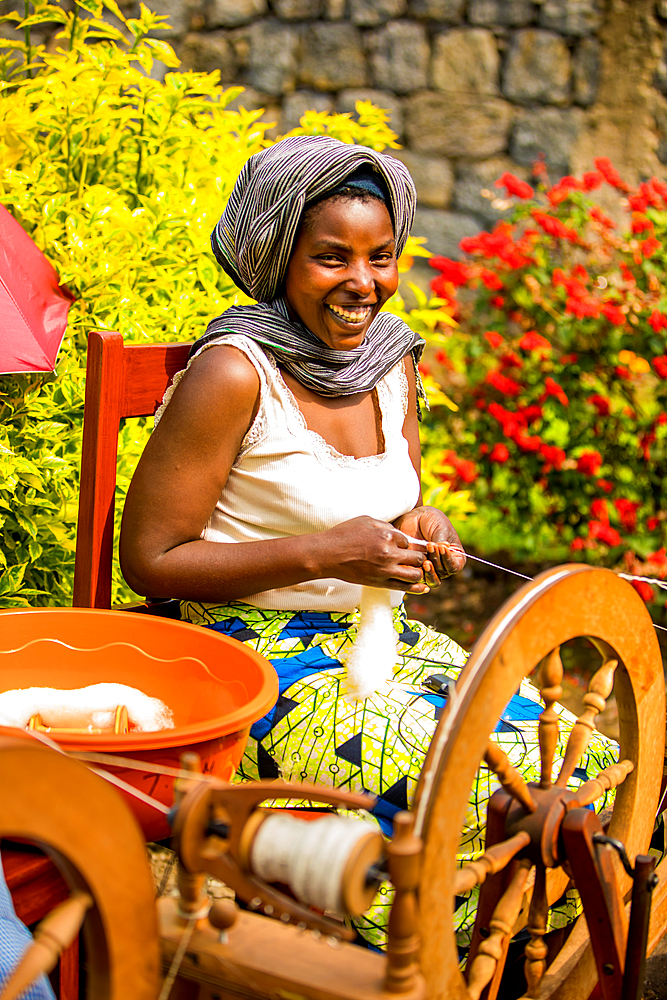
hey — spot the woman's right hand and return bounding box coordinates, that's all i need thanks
[317,516,430,593]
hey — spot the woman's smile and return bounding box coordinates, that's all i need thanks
[284,196,398,351]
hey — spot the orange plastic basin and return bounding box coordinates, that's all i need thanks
[0,608,278,840]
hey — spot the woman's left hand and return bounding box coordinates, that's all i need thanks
[393,506,466,587]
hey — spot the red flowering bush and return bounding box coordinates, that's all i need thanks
[424,161,667,602]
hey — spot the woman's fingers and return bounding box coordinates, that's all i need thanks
[432,540,467,577]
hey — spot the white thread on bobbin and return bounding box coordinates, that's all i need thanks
[344,586,398,702]
[249,812,377,917]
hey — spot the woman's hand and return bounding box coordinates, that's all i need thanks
[393,506,466,588]
[318,515,431,594]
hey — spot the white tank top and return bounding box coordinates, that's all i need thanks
[158,334,421,612]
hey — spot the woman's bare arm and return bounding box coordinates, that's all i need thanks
[120,346,429,602]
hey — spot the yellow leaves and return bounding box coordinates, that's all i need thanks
[618,350,651,374]
[421,373,458,412]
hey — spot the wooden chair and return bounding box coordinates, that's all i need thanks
[72,330,192,610]
[4,333,192,998]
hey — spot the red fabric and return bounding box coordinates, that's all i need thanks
[0,204,74,373]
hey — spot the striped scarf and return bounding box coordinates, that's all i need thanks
[191,136,426,404]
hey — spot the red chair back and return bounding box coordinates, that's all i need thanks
[73,331,192,608]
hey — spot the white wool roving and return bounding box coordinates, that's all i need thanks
[0,682,174,732]
[344,586,398,702]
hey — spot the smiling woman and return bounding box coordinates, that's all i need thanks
[119,136,618,956]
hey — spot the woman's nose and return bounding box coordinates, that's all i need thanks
[346,259,374,296]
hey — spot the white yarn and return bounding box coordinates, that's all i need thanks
[0,682,174,732]
[249,812,377,916]
[344,585,398,702]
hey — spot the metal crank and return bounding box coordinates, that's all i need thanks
[469,784,658,1000]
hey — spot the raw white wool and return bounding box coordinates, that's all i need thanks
[344,586,398,702]
[0,682,174,732]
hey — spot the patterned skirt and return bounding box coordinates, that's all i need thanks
[180,600,619,953]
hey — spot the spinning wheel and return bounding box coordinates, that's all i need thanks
[415,564,665,1000]
[0,735,160,999]
[0,565,664,1000]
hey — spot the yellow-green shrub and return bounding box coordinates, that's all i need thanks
[0,0,469,605]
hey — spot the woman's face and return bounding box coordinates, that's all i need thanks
[284,196,399,351]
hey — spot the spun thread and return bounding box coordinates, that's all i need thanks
[249,812,376,916]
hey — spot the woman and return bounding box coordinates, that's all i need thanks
[120,135,617,951]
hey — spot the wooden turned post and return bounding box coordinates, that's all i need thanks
[385,812,422,994]
[174,753,209,925]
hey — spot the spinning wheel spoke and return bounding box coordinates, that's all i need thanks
[0,892,92,1000]
[537,647,563,789]
[523,864,548,999]
[556,659,617,788]
[573,758,634,808]
[453,831,531,895]
[465,860,533,1000]
[485,741,537,814]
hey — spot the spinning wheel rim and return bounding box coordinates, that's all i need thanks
[414,565,665,1000]
[0,735,161,1000]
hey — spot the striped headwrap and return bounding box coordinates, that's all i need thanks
[192,135,426,404]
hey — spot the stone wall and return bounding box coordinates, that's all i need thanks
[6,0,667,257]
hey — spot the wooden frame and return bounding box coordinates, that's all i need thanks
[72,331,191,609]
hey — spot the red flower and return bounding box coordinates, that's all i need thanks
[631,580,654,603]
[486,370,522,396]
[519,331,551,353]
[565,294,601,319]
[614,498,640,532]
[582,171,603,191]
[642,236,660,257]
[531,210,578,241]
[539,443,566,471]
[547,175,583,206]
[593,157,629,191]
[429,257,470,286]
[647,516,660,531]
[602,302,625,325]
[647,548,667,575]
[631,215,654,234]
[456,460,477,483]
[460,222,534,269]
[495,172,534,200]
[491,295,504,308]
[542,377,569,407]
[484,330,504,349]
[649,310,667,332]
[591,498,609,523]
[500,351,523,370]
[489,442,510,463]
[570,537,586,551]
[514,432,542,453]
[589,205,615,228]
[442,450,478,483]
[588,520,622,546]
[597,479,613,493]
[522,404,543,423]
[577,451,603,476]
[588,394,611,416]
[653,356,667,378]
[479,268,504,290]
[560,353,579,365]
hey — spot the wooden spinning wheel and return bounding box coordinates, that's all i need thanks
[414,564,665,1000]
[0,735,160,999]
[0,564,665,1000]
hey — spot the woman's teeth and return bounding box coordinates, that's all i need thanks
[327,303,372,324]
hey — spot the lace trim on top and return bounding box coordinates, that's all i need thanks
[153,335,269,458]
[268,350,400,470]
[154,335,409,470]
